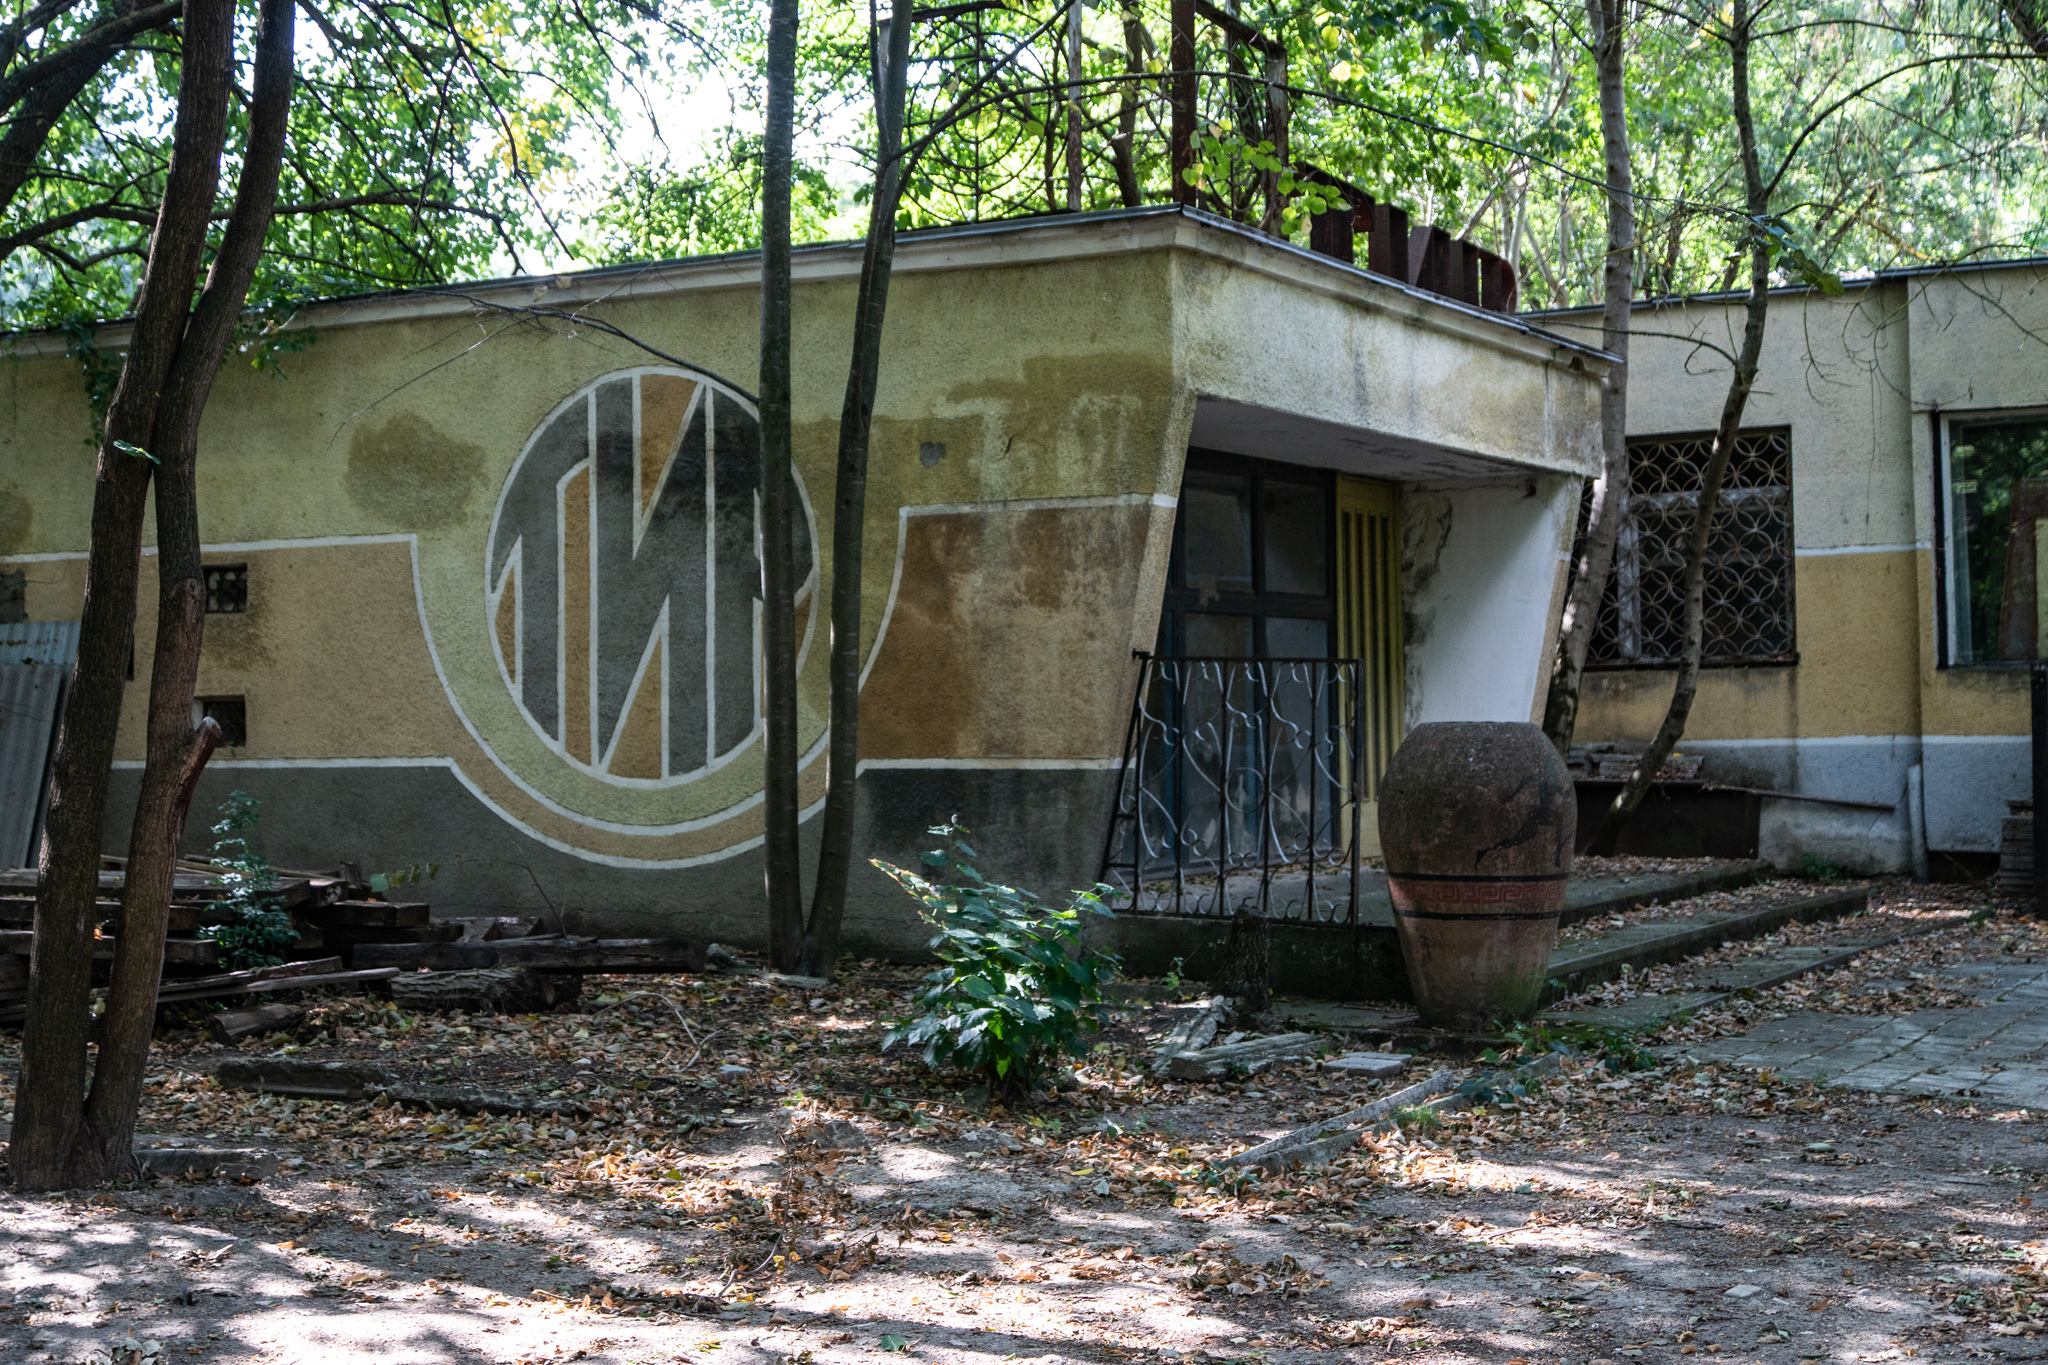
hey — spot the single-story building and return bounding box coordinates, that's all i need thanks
[1542,259,2048,874]
[0,204,1608,952]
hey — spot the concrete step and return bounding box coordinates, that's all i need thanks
[1543,910,1968,1033]
[1282,885,1877,1049]
[1099,857,1773,1001]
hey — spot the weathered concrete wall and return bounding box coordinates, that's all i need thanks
[1551,265,2048,868]
[1401,474,1581,727]
[3,207,1607,949]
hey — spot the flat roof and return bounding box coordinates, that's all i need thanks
[3,204,1615,368]
[1527,252,2048,322]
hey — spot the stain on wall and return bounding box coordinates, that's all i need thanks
[346,413,486,529]
[0,485,30,556]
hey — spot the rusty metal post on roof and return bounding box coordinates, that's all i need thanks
[1170,0,1196,205]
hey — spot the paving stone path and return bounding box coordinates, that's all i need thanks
[1672,960,2048,1104]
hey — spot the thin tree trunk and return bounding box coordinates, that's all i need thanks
[11,0,237,1193]
[760,0,804,973]
[1594,0,1772,846]
[801,0,912,981]
[1542,0,1634,758]
[1111,0,1146,207]
[79,0,294,1183]
[1064,0,1083,211]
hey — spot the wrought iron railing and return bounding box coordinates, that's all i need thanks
[1097,655,1366,922]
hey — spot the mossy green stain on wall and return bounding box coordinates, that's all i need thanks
[0,484,29,556]
[346,412,486,530]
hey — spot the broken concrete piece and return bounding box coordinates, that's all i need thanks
[1323,1052,1410,1077]
[207,1002,303,1045]
[1165,1031,1315,1081]
[136,1143,279,1181]
[212,1058,398,1099]
[1150,996,1233,1075]
[388,966,581,1015]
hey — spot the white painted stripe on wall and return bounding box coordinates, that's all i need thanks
[860,757,1122,771]
[135,754,1123,772]
[1793,543,1928,557]
[3,533,417,564]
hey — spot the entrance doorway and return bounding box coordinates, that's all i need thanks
[1101,452,1403,917]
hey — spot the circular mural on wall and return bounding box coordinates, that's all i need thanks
[485,367,816,787]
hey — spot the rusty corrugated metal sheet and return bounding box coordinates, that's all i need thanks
[0,663,68,867]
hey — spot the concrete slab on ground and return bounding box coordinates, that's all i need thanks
[1670,961,2048,1102]
[1108,859,1771,926]
[1283,887,1876,1046]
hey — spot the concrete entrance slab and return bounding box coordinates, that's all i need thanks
[1671,961,2048,1102]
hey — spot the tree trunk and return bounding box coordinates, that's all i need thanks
[1220,909,1270,1015]
[1542,0,1634,760]
[78,0,295,1184]
[11,0,238,1193]
[760,0,804,973]
[1593,0,1772,847]
[801,0,913,981]
[1111,0,1147,207]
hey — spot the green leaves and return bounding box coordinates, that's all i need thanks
[874,822,1120,1094]
[111,440,156,465]
[201,791,297,971]
[1741,215,1844,295]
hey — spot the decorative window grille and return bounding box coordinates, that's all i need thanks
[204,564,248,613]
[1582,428,1797,668]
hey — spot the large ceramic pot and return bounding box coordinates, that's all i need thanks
[1378,721,1576,1031]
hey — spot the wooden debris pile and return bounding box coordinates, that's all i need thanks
[0,858,710,1038]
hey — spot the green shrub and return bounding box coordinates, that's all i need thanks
[201,792,299,970]
[1801,852,1847,882]
[876,824,1120,1092]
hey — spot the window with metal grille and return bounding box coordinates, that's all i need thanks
[204,564,247,613]
[1579,428,1797,668]
[197,696,247,747]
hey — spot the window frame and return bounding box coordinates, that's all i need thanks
[1160,448,1337,659]
[1935,405,2048,670]
[1583,425,1800,672]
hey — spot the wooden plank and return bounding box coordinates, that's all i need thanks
[354,936,706,973]
[155,966,397,1004]
[0,931,215,965]
[297,900,430,928]
[0,901,209,933]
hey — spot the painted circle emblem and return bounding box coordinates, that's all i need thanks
[486,367,814,785]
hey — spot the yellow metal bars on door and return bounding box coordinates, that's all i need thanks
[1336,477,1403,834]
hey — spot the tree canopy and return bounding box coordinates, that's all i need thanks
[5,0,2046,335]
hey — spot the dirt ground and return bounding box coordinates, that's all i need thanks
[3,875,2046,1365]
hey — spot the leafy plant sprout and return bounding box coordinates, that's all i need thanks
[876,822,1120,1094]
[201,791,299,970]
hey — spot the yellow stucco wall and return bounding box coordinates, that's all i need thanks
[1546,265,2048,857]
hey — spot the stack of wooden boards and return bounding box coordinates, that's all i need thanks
[0,861,712,1038]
